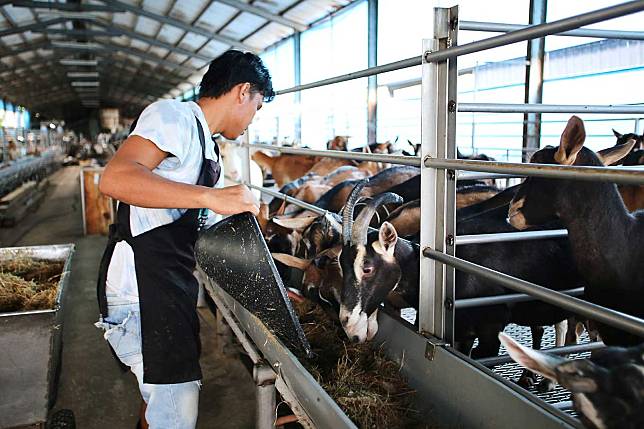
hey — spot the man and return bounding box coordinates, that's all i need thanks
[95,50,273,429]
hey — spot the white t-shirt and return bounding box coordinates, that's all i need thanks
[105,100,224,302]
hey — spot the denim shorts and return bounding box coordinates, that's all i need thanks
[95,295,200,429]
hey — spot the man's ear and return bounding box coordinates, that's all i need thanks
[237,82,252,103]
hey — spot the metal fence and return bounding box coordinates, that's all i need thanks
[234,0,644,422]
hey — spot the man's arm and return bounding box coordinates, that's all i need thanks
[99,135,259,216]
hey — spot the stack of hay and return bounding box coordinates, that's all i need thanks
[0,257,64,313]
[295,300,425,429]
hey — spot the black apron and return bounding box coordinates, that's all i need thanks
[97,115,221,384]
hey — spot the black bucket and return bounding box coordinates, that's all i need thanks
[196,213,312,358]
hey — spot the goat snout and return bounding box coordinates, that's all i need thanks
[339,303,369,343]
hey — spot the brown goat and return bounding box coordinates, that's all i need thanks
[252,151,319,187]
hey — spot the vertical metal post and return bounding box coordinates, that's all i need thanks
[293,32,302,145]
[443,6,459,347]
[431,8,450,339]
[367,0,378,144]
[419,19,439,336]
[254,364,277,429]
[522,0,547,161]
[241,131,251,185]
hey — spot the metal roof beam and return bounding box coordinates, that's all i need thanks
[216,0,307,32]
[0,16,67,37]
[0,39,50,57]
[34,28,123,37]
[98,0,256,51]
[89,19,212,62]
[49,40,198,73]
[10,0,126,13]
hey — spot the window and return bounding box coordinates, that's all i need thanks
[299,1,368,149]
[541,1,644,151]
[377,0,530,157]
[250,37,296,145]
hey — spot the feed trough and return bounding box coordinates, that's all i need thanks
[0,244,75,429]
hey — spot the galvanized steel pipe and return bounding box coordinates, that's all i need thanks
[456,229,568,245]
[459,103,644,114]
[424,248,644,338]
[275,0,644,95]
[425,158,644,185]
[460,20,644,40]
[455,287,584,309]
[245,143,422,167]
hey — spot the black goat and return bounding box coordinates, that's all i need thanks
[509,116,643,347]
[501,333,644,429]
[338,179,582,366]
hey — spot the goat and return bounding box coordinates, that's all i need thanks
[508,115,642,347]
[219,141,263,199]
[617,149,644,212]
[251,150,319,187]
[303,166,420,214]
[501,333,644,429]
[327,136,349,151]
[338,179,582,367]
[612,129,643,153]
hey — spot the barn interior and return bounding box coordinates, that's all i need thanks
[1,1,644,429]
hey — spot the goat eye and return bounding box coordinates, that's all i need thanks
[362,266,374,276]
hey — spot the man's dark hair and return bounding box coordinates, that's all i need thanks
[198,50,275,102]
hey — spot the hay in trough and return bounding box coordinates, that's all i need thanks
[294,300,424,429]
[0,257,64,313]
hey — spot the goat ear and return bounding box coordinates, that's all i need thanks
[271,253,311,270]
[256,203,269,234]
[272,215,317,231]
[613,128,622,138]
[555,116,586,165]
[276,199,287,216]
[554,360,600,393]
[378,222,398,256]
[596,139,637,166]
[499,333,565,382]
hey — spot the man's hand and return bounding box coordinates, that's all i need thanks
[204,184,260,216]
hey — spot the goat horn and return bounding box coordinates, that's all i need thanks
[352,192,404,245]
[342,179,369,245]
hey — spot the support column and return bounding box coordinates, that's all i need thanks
[522,0,547,161]
[254,363,277,429]
[293,32,302,145]
[367,0,378,144]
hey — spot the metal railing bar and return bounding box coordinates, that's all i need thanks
[245,143,422,167]
[245,183,328,216]
[460,20,644,41]
[274,0,644,95]
[425,158,644,185]
[424,248,644,337]
[456,229,568,245]
[459,103,644,114]
[458,172,521,180]
[455,287,584,309]
[424,0,644,63]
[478,341,606,367]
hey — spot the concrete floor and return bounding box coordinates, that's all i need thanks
[5,166,255,428]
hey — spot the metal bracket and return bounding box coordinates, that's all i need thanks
[423,335,447,361]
